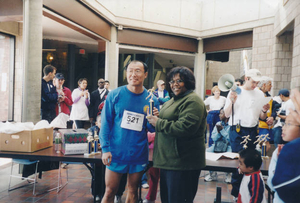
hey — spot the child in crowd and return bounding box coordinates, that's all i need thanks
[268,111,300,203]
[205,108,231,183]
[237,149,266,203]
[88,114,101,135]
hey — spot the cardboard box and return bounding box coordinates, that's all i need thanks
[59,129,88,155]
[0,128,53,152]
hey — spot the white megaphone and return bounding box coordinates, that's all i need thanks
[218,74,241,94]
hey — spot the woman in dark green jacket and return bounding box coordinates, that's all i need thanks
[147,66,207,203]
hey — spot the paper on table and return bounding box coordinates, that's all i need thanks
[206,152,239,161]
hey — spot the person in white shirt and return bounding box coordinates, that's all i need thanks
[272,89,295,146]
[224,69,270,199]
[153,80,170,109]
[204,86,226,146]
[70,78,90,128]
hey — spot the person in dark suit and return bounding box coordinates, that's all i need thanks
[89,78,109,125]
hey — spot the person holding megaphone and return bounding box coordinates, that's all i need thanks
[221,69,270,201]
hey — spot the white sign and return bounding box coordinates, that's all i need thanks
[121,110,144,132]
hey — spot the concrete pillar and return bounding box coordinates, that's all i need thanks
[291,16,300,89]
[194,40,206,100]
[105,26,119,89]
[22,0,43,122]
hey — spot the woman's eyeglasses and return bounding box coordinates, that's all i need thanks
[169,79,183,85]
[283,122,300,127]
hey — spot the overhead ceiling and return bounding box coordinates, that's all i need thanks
[118,47,195,68]
[43,16,98,52]
[43,14,195,68]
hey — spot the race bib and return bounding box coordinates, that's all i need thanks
[121,110,145,131]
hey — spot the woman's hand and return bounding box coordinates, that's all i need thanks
[84,90,89,98]
[102,152,112,166]
[153,107,159,117]
[146,108,159,127]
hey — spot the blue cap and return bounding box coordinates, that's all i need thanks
[278,88,289,97]
[55,73,64,80]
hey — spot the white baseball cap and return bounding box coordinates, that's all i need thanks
[157,80,165,86]
[245,69,262,81]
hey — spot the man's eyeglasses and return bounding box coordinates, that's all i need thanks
[127,69,143,74]
[169,79,184,85]
[99,81,105,83]
[283,122,300,127]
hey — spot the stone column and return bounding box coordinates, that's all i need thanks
[194,40,206,100]
[105,26,119,89]
[291,15,300,89]
[22,0,43,122]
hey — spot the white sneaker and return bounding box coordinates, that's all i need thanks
[225,173,231,184]
[204,172,217,182]
[95,195,100,202]
[233,197,238,203]
[143,199,155,203]
[142,183,149,189]
[62,163,69,169]
[114,195,122,203]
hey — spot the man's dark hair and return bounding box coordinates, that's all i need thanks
[125,60,148,73]
[235,78,244,85]
[239,148,262,171]
[167,66,195,90]
[43,65,56,76]
[105,80,110,84]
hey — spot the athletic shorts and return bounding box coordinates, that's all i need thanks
[107,162,147,174]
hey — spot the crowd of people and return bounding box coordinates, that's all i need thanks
[40,62,300,203]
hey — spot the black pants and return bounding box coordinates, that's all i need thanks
[41,109,56,123]
[92,163,105,197]
[160,169,201,203]
[74,120,85,129]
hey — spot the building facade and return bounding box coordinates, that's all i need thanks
[0,0,299,123]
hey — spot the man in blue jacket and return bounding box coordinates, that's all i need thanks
[41,65,58,123]
[100,60,158,203]
[153,80,170,109]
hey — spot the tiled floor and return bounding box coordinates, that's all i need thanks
[0,160,235,203]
